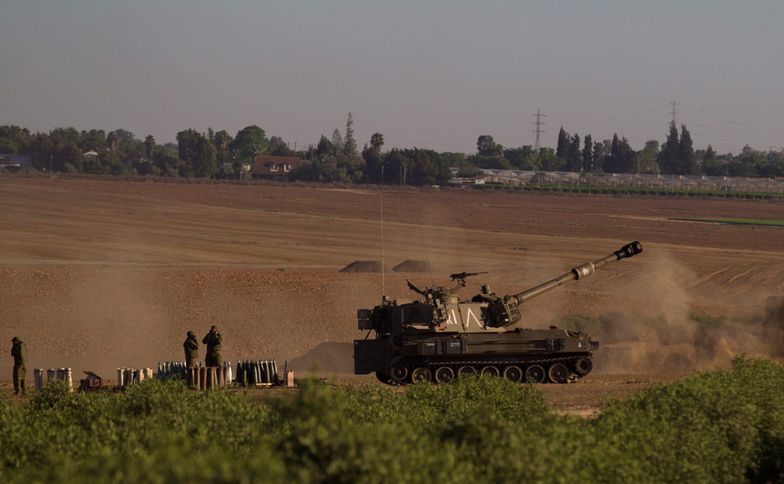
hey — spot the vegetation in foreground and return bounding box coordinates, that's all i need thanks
[0,358,782,483]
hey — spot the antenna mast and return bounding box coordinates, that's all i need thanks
[380,192,385,295]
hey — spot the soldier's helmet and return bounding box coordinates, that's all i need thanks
[187,331,195,338]
[11,336,19,342]
[481,285,492,294]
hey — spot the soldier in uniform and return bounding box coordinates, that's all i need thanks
[202,325,222,367]
[473,284,499,303]
[183,331,199,368]
[11,336,26,395]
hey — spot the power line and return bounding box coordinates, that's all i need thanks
[532,109,546,150]
[683,107,784,125]
[519,102,781,153]
[685,119,784,137]
[681,110,784,135]
[548,112,666,131]
[685,129,780,150]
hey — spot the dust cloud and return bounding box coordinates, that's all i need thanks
[289,342,354,374]
[0,267,175,381]
[569,250,784,375]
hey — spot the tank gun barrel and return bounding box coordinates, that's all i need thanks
[513,241,643,304]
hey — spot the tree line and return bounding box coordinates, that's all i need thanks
[469,123,784,178]
[1,117,783,185]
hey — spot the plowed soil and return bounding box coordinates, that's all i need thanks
[2,176,783,411]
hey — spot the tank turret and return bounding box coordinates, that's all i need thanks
[354,242,643,384]
[358,241,642,334]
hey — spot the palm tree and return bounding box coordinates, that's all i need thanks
[370,132,384,152]
[370,133,384,183]
[144,135,155,159]
[107,132,118,152]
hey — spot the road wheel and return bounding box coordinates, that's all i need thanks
[480,366,500,378]
[575,358,593,376]
[376,373,390,384]
[548,363,569,384]
[457,366,477,378]
[434,366,455,384]
[391,366,408,383]
[525,364,546,383]
[503,365,523,383]
[410,367,432,384]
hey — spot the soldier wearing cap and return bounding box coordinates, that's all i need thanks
[11,336,26,395]
[183,331,199,368]
[473,284,499,303]
[202,325,222,368]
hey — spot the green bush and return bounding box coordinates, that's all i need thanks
[591,357,784,482]
[0,359,782,482]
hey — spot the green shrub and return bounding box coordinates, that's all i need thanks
[591,357,784,482]
[0,360,782,482]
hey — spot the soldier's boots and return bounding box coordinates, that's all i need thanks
[13,381,25,395]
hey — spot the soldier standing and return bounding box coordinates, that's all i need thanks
[11,336,26,395]
[183,331,199,368]
[202,325,222,367]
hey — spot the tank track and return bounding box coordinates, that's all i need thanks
[378,355,592,386]
[424,355,581,368]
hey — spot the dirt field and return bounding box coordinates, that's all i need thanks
[1,176,783,410]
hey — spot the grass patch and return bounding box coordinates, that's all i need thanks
[472,183,784,200]
[672,217,784,227]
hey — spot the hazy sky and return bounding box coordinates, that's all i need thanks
[1,0,783,153]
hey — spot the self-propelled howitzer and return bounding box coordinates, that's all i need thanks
[354,241,643,385]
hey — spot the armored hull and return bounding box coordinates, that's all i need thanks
[355,326,597,384]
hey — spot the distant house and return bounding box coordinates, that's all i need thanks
[0,154,33,172]
[252,155,306,181]
[83,150,99,158]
